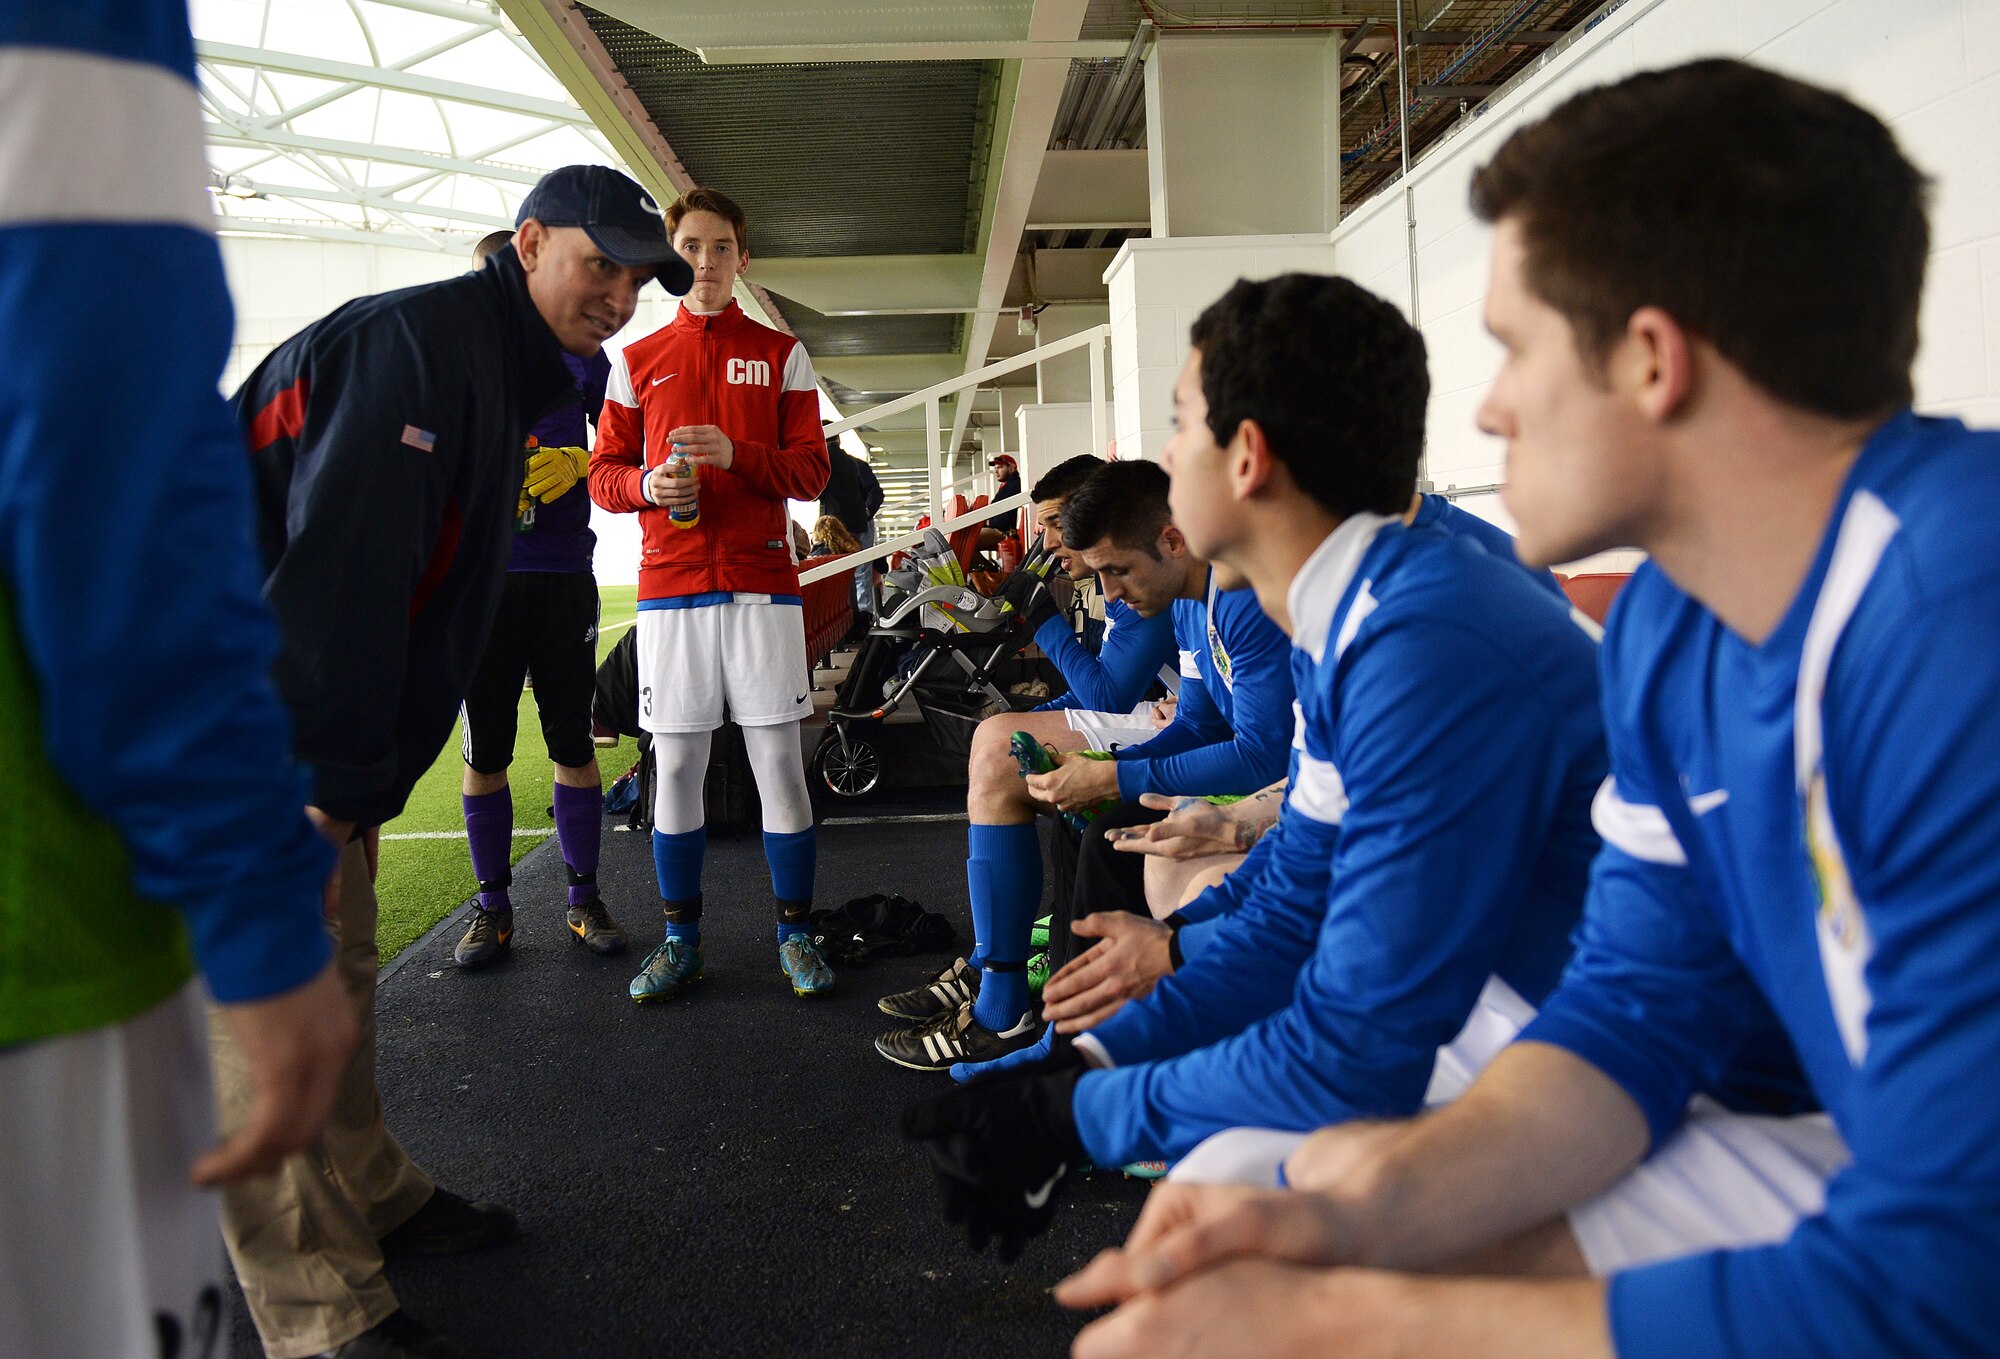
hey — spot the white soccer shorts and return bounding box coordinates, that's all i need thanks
[0,984,225,1358]
[1169,977,1848,1278]
[635,598,811,733]
[1065,702,1161,754]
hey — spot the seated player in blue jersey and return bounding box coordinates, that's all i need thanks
[1056,60,1999,1359]
[872,455,1177,1031]
[875,459,1295,1073]
[900,271,1608,1256]
[1052,483,1573,1020]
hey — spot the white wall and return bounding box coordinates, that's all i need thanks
[1331,0,2000,573]
[216,235,696,587]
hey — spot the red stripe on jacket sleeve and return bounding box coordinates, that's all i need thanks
[409,497,463,621]
[248,377,309,452]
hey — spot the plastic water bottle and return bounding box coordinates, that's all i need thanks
[665,449,699,529]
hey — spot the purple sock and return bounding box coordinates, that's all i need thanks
[553,781,602,905]
[462,786,513,912]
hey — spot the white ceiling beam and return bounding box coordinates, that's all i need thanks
[249,25,489,129]
[946,0,1094,461]
[583,0,1035,50]
[196,41,592,125]
[361,0,507,27]
[747,255,983,315]
[205,128,544,184]
[694,40,1128,64]
[816,355,965,395]
[247,181,515,229]
[216,217,462,252]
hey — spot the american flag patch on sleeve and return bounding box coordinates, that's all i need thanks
[400,425,437,452]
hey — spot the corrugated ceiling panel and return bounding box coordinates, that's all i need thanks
[582,6,994,259]
[774,299,963,359]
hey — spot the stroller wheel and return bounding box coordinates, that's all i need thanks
[814,728,881,799]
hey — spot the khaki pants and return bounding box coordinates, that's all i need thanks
[210,840,435,1358]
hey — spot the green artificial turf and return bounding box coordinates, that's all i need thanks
[373,584,639,962]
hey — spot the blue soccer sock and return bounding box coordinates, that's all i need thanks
[764,827,817,943]
[653,827,706,944]
[967,822,1042,1031]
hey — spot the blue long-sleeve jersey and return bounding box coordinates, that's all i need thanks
[1520,410,2000,1359]
[1072,514,1605,1164]
[1410,493,1567,600]
[0,0,335,1008]
[1108,576,1294,800]
[1031,596,1176,714]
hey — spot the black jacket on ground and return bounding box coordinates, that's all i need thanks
[236,248,575,827]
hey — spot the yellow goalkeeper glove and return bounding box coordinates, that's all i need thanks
[524,444,589,502]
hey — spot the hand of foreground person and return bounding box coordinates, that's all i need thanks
[668,423,734,470]
[902,1056,1087,1262]
[1025,748,1120,813]
[193,961,357,1186]
[1055,1181,1354,1310]
[1042,912,1173,1031]
[644,459,700,507]
[1068,1259,1408,1359]
[1110,795,1239,861]
[305,807,356,920]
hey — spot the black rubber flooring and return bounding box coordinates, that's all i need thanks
[228,793,1146,1358]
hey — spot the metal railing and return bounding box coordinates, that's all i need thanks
[799,322,1111,586]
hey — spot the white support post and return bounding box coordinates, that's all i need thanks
[925,398,944,526]
[1089,330,1108,459]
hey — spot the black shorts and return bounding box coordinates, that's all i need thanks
[461,571,600,772]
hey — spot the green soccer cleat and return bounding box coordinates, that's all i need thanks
[1030,914,1052,950]
[1009,731,1120,828]
[629,935,704,1003]
[1028,951,1050,994]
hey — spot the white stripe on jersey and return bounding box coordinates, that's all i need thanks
[0,49,212,230]
[1590,776,1687,866]
[605,347,638,407]
[1332,582,1379,662]
[1178,648,1201,679]
[1797,489,1899,1066]
[781,341,817,393]
[1288,752,1348,826]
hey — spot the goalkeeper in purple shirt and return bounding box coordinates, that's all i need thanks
[452,229,628,970]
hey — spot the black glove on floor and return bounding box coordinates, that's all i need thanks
[902,1062,1087,1263]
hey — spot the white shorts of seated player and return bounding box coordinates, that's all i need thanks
[1064,703,1160,754]
[0,984,226,1358]
[1169,977,1850,1278]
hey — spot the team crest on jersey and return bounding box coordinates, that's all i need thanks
[1208,619,1235,689]
[1805,764,1875,1065]
[726,358,772,386]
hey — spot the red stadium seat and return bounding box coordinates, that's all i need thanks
[800,570,854,669]
[1561,572,1630,627]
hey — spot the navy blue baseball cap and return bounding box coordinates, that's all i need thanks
[517,165,694,295]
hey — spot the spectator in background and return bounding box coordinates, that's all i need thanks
[0,4,355,1353]
[450,228,628,972]
[818,425,885,636]
[991,453,1022,503]
[811,514,862,558]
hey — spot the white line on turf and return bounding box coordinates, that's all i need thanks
[379,828,555,841]
[820,812,968,826]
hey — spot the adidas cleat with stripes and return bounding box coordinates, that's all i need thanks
[874,1001,1041,1073]
[877,955,980,1023]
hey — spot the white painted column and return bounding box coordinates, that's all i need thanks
[1106,235,1340,462]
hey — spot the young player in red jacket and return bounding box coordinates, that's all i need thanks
[589,187,834,1002]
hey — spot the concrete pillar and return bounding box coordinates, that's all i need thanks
[1144,31,1342,240]
[1026,301,1112,405]
[1106,235,1340,463]
[1102,32,1346,463]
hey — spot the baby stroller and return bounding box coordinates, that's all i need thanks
[809,529,1062,799]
